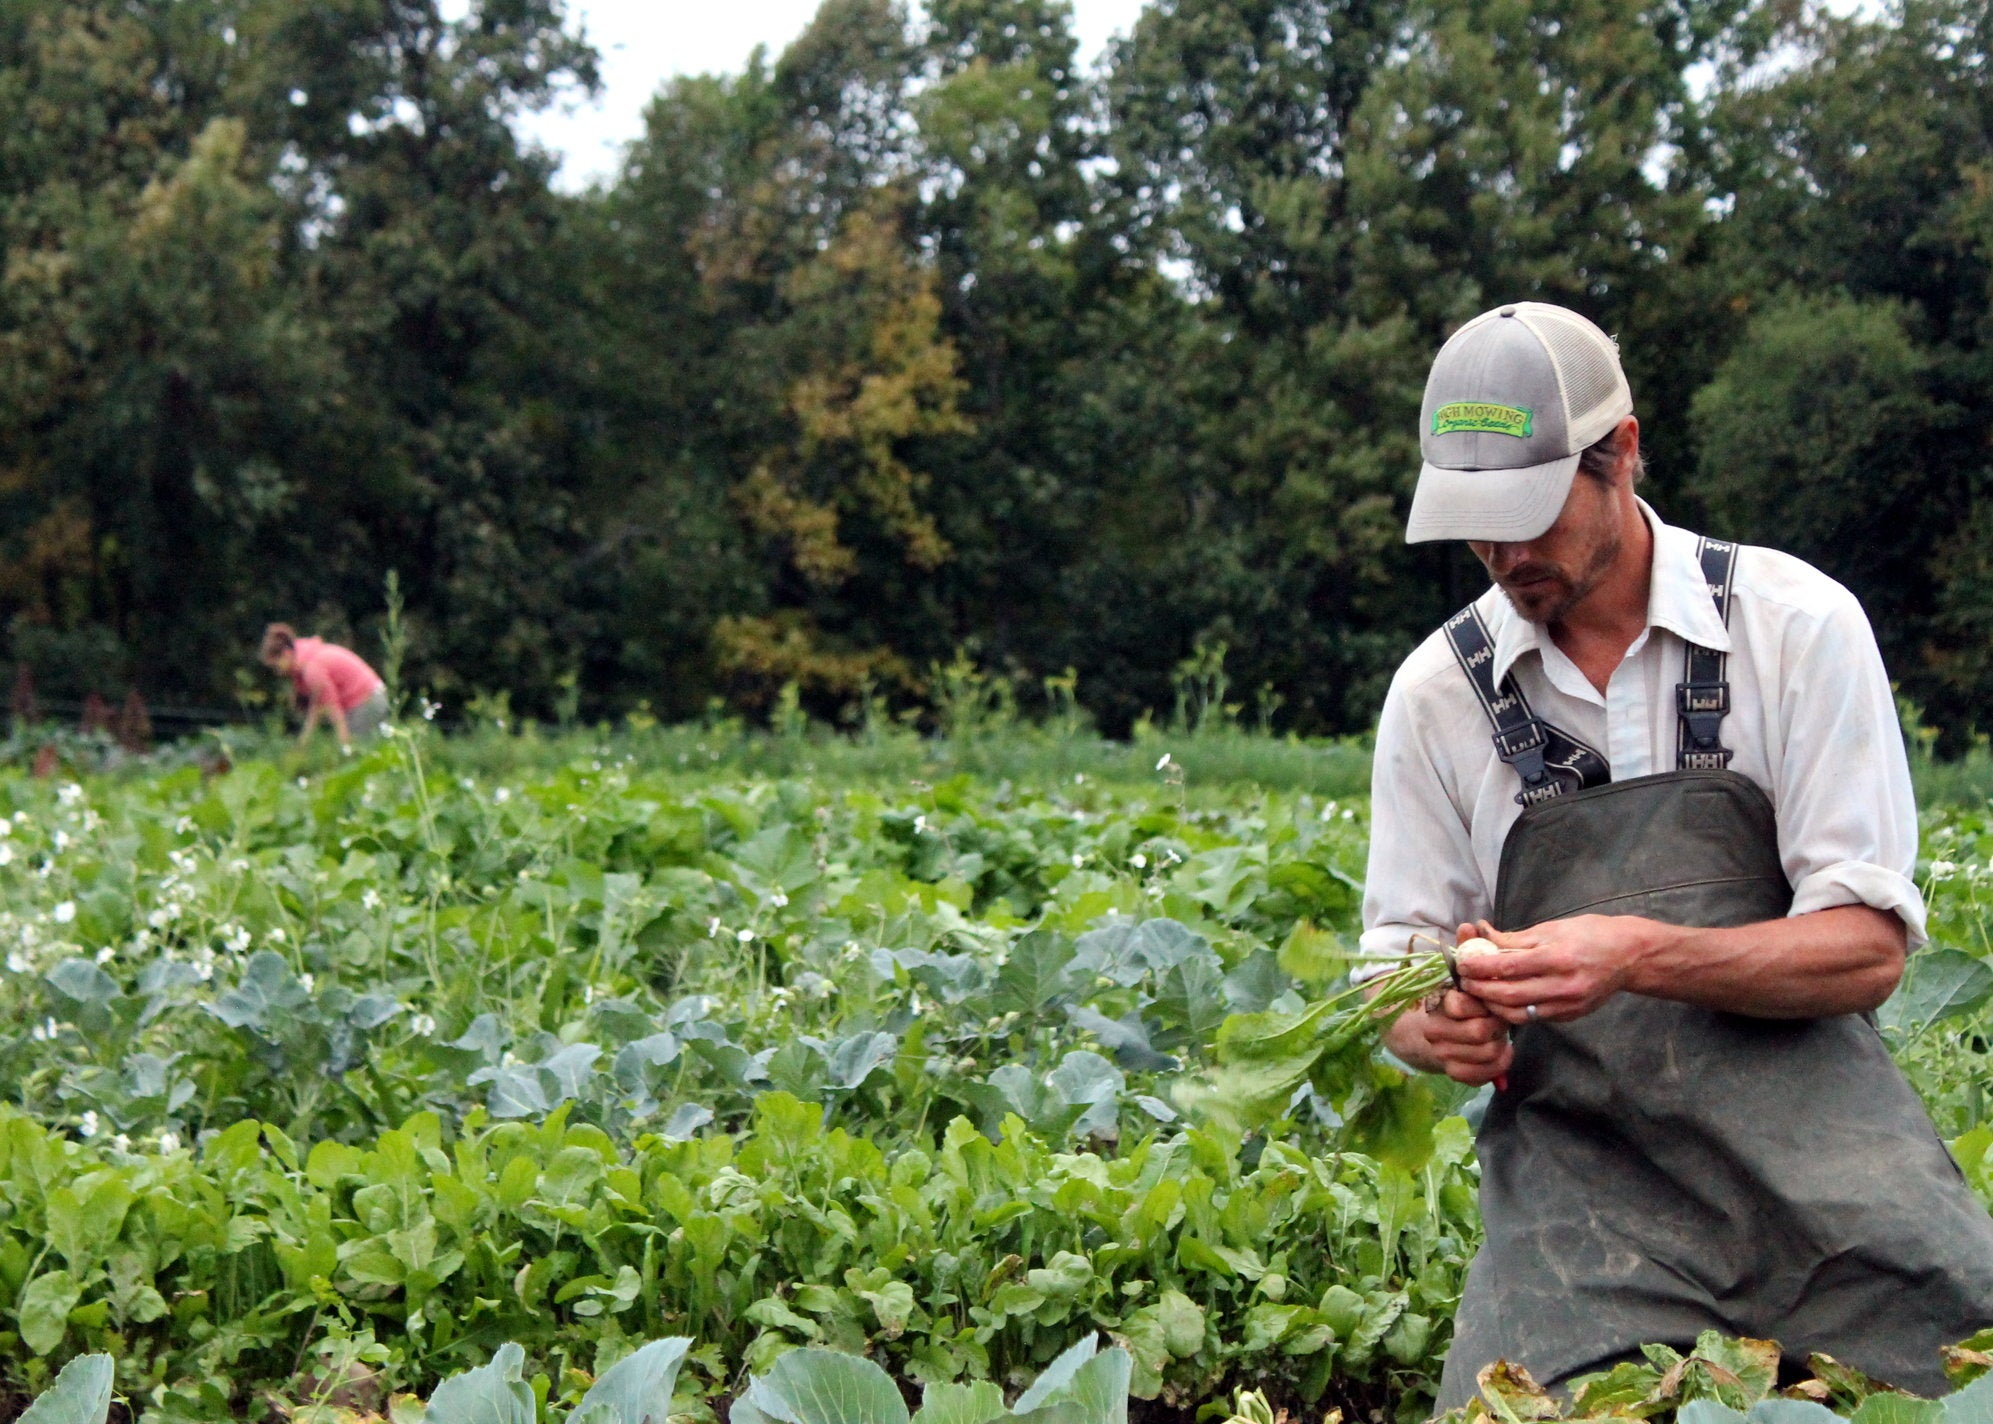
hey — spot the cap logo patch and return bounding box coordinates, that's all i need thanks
[1433,401,1534,438]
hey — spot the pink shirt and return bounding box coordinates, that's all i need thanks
[291,637,384,712]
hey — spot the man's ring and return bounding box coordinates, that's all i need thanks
[1525,1004,1540,1023]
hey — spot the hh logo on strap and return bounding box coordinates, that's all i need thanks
[1432,402,1534,438]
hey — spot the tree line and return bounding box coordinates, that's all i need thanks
[1,0,1989,741]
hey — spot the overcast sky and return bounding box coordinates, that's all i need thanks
[495,0,1151,191]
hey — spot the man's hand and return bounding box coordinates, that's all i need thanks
[1456,914,1648,1026]
[1380,923,1515,1085]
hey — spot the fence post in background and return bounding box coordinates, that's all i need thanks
[117,691,153,752]
[80,692,112,738]
[11,665,35,730]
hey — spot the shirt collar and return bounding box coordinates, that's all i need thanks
[1481,498,1730,688]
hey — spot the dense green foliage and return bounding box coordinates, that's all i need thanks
[0,726,1990,1421]
[0,727,1472,1419]
[3,0,1991,741]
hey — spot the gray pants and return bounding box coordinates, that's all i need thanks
[346,689,390,741]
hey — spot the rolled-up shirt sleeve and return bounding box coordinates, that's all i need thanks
[1772,587,1928,944]
[1361,667,1490,965]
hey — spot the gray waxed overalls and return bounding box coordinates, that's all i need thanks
[1433,538,1993,1408]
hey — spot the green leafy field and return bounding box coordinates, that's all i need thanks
[0,725,1986,1423]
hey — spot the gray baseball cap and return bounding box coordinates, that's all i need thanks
[1405,302,1634,543]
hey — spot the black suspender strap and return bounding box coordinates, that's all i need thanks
[1443,604,1611,807]
[1677,537,1738,771]
[1449,534,1739,801]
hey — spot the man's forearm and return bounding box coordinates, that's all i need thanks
[1461,904,1908,1025]
[1622,905,1906,1018]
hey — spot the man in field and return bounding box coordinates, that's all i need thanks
[259,623,388,746]
[1363,302,1993,1403]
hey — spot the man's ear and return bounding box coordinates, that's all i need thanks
[1614,415,1641,486]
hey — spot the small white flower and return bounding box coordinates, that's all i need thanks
[11,811,28,827]
[51,830,69,852]
[1131,853,1147,869]
[1071,852,1085,868]
[5,952,27,973]
[31,1017,55,1041]
[708,917,723,936]
[267,926,286,944]
[57,783,83,806]
[158,1130,181,1153]
[494,787,512,804]
[913,814,928,834]
[770,890,789,908]
[174,816,195,835]
[737,928,755,943]
[0,845,15,867]
[1930,860,1959,882]
[0,820,11,839]
[52,901,75,925]
[1073,772,1085,785]
[1341,808,1355,821]
[362,888,381,910]
[410,1012,437,1036]
[94,948,113,964]
[110,1133,131,1152]
[78,1110,99,1138]
[379,723,397,739]
[1156,753,1172,770]
[299,972,315,992]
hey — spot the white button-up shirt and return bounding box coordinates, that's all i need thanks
[1360,501,1926,960]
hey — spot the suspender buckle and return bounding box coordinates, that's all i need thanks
[1676,681,1733,764]
[1677,682,1729,717]
[1491,718,1552,788]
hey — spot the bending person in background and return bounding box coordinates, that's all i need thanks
[259,623,388,747]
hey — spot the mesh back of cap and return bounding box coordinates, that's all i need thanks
[1527,307,1630,447]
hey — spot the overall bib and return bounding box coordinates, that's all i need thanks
[1433,539,1993,1409]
